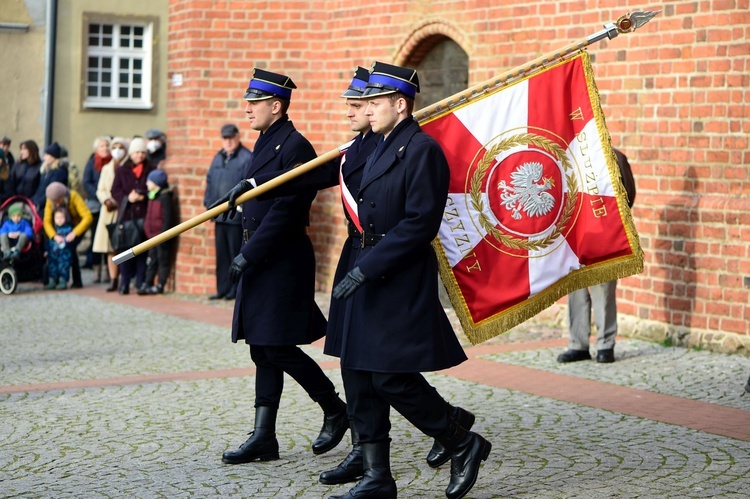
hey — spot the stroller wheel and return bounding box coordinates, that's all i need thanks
[0,267,17,295]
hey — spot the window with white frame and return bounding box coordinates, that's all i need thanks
[84,20,153,109]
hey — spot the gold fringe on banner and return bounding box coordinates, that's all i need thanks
[432,51,644,346]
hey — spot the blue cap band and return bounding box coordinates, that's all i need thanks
[367,73,417,99]
[350,77,367,92]
[248,79,292,100]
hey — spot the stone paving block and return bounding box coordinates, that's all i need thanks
[483,339,750,409]
[2,290,750,498]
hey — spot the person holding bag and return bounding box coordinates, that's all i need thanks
[93,137,129,292]
[109,137,153,294]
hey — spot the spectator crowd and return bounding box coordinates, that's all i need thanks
[0,131,174,293]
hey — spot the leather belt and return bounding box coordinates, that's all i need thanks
[347,222,384,248]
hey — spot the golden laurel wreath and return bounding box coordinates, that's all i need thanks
[469,133,579,251]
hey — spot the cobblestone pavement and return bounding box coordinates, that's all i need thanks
[1,275,749,498]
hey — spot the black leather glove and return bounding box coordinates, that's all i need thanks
[332,266,367,299]
[228,253,249,284]
[208,179,253,221]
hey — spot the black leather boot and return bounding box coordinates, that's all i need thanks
[437,419,492,499]
[328,442,396,499]
[221,406,280,464]
[426,406,475,468]
[319,421,364,485]
[312,392,348,455]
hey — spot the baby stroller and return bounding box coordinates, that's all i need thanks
[0,195,45,294]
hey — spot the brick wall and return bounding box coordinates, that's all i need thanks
[167,0,750,339]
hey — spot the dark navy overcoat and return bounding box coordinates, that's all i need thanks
[231,118,326,346]
[254,131,379,353]
[329,118,467,373]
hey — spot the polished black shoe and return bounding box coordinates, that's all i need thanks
[208,293,225,300]
[328,442,396,499]
[556,349,592,363]
[321,421,363,485]
[224,293,236,300]
[319,444,363,485]
[222,406,280,464]
[118,286,129,295]
[445,432,492,499]
[596,349,615,363]
[136,283,150,295]
[427,407,475,468]
[221,429,279,464]
[146,284,164,295]
[313,396,348,455]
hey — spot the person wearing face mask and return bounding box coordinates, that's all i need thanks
[110,137,154,294]
[145,129,167,169]
[93,137,129,291]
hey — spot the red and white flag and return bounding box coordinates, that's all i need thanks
[421,52,642,344]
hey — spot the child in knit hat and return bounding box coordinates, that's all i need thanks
[0,203,34,262]
[138,169,175,295]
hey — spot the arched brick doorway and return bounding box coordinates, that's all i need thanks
[409,37,469,110]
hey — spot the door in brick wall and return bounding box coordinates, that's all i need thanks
[413,38,468,110]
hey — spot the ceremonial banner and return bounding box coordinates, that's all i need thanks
[421,51,643,345]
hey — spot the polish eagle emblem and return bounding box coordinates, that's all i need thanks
[497,162,556,220]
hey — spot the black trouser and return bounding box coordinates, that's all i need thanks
[215,223,243,297]
[343,368,452,443]
[68,237,82,287]
[250,345,336,408]
[145,242,171,286]
[119,251,147,289]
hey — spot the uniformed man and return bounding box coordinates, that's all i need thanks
[231,67,477,487]
[214,68,348,465]
[245,66,383,486]
[328,62,492,499]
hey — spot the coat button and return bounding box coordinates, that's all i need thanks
[242,217,246,222]
[358,198,363,204]
[252,217,257,223]
[370,201,375,207]
[369,224,375,229]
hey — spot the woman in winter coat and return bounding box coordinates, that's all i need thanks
[93,137,129,292]
[109,137,154,294]
[10,140,42,198]
[33,142,69,212]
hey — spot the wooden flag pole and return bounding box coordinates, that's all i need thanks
[113,145,347,265]
[114,9,658,265]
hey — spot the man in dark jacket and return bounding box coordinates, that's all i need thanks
[145,129,167,169]
[213,68,348,466]
[203,124,251,300]
[327,62,491,499]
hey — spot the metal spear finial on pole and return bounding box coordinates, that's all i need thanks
[113,9,660,266]
[415,9,661,123]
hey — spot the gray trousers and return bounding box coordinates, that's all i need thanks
[1,233,29,255]
[567,280,618,351]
